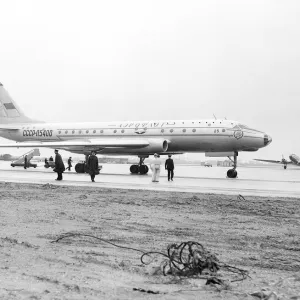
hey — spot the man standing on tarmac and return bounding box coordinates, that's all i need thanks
[165,154,174,181]
[151,153,161,182]
[54,149,65,181]
[66,157,72,171]
[87,151,99,182]
[24,155,28,169]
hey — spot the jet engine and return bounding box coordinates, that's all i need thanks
[127,139,169,175]
[142,139,169,153]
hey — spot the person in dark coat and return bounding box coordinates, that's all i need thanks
[44,158,49,167]
[87,151,99,182]
[165,154,174,181]
[54,149,65,180]
[24,155,28,169]
[66,157,72,171]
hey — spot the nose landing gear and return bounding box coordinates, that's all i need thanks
[130,156,149,175]
[227,151,238,178]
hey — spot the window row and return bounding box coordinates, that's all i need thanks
[57,128,226,134]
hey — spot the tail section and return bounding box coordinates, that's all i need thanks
[0,82,36,124]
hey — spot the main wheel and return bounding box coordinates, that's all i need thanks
[130,164,139,174]
[284,165,287,169]
[227,168,237,178]
[75,163,85,173]
[139,165,149,174]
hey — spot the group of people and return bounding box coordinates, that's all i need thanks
[52,150,174,183]
[53,149,99,182]
[44,155,54,166]
[151,154,174,183]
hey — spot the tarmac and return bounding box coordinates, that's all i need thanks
[1,162,300,198]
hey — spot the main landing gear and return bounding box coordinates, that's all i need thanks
[75,154,102,174]
[227,151,238,179]
[75,154,89,173]
[130,156,149,175]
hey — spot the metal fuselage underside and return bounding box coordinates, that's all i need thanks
[289,154,300,165]
[0,119,269,156]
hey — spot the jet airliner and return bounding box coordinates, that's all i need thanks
[254,154,300,169]
[0,83,272,178]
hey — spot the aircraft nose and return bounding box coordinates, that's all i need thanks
[264,134,272,146]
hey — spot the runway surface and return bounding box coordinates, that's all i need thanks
[1,162,300,197]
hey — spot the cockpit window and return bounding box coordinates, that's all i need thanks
[237,124,263,133]
[237,124,249,129]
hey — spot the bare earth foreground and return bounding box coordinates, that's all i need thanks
[0,182,299,300]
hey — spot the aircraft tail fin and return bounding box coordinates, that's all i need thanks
[0,82,37,124]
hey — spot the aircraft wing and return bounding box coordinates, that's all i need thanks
[0,125,21,131]
[253,159,292,164]
[0,139,150,149]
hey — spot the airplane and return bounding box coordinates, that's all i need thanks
[0,82,272,178]
[254,154,300,169]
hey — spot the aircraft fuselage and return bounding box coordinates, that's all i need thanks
[289,154,300,165]
[0,119,271,156]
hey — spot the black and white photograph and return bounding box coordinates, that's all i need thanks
[0,0,299,299]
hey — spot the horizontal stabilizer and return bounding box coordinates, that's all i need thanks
[0,125,21,131]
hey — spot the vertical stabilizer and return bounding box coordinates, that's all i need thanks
[0,82,35,124]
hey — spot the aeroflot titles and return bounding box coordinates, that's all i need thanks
[118,121,217,128]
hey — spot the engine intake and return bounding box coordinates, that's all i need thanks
[144,139,169,153]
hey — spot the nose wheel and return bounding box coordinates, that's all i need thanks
[130,156,149,175]
[227,151,238,178]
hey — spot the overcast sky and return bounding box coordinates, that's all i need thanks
[0,0,300,161]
